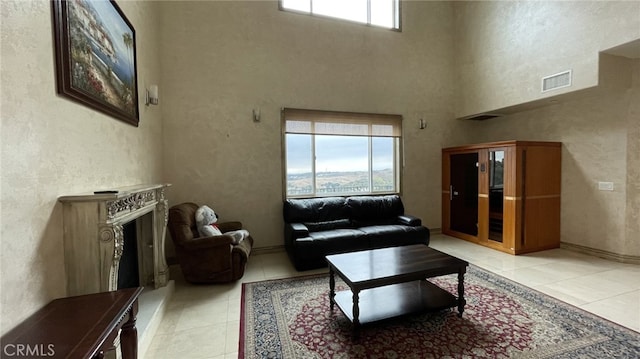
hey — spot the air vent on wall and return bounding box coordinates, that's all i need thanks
[542,70,572,92]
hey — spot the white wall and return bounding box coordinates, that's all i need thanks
[456,56,639,257]
[0,0,163,334]
[624,61,640,257]
[1,0,638,338]
[451,1,640,257]
[159,1,456,249]
[454,1,640,118]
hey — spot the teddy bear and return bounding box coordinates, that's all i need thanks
[195,205,248,245]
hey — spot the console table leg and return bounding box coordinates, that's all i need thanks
[457,270,466,318]
[329,267,336,311]
[352,290,360,338]
[120,302,138,359]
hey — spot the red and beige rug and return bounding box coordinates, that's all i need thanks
[240,266,639,358]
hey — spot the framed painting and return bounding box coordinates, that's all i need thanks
[52,0,139,126]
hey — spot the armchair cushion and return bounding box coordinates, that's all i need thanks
[180,235,232,251]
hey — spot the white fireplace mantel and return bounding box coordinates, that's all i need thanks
[59,183,171,296]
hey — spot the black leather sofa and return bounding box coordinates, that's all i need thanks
[283,195,430,270]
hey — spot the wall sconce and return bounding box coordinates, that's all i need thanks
[145,85,159,106]
[419,118,427,129]
[252,109,261,122]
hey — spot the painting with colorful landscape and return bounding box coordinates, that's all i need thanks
[53,0,139,126]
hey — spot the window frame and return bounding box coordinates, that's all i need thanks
[278,0,402,32]
[282,108,403,199]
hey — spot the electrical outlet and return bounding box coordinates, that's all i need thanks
[598,182,614,191]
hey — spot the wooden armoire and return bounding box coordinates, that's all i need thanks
[442,141,561,254]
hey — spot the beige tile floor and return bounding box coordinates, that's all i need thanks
[146,234,640,358]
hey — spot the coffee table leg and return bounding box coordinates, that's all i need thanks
[457,270,466,318]
[352,289,360,337]
[329,267,335,310]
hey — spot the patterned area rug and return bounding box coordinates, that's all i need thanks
[240,266,640,358]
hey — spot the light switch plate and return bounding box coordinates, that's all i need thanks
[598,182,614,191]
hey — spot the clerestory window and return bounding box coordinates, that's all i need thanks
[283,108,402,198]
[280,0,401,31]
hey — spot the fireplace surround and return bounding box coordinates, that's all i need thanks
[59,184,171,296]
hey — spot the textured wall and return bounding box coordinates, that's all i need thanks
[456,57,639,256]
[0,0,163,334]
[451,1,639,257]
[159,1,456,249]
[625,61,640,256]
[454,1,640,118]
[2,0,637,338]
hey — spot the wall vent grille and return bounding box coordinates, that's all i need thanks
[542,70,572,92]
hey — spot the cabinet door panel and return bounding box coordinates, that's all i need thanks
[487,149,505,243]
[449,153,479,236]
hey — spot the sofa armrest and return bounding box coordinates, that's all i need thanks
[284,222,310,249]
[232,237,252,261]
[181,235,233,250]
[397,214,422,226]
[289,223,310,238]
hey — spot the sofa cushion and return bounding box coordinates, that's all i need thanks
[358,225,429,248]
[303,219,352,232]
[284,197,347,223]
[307,228,364,240]
[292,229,366,270]
[347,195,404,224]
[307,229,367,253]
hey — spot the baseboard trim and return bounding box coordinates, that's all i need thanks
[252,245,286,255]
[561,242,640,265]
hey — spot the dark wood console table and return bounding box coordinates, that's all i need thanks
[1,287,143,359]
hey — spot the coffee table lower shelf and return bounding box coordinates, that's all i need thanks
[333,280,458,326]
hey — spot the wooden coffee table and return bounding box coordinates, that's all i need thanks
[326,244,468,335]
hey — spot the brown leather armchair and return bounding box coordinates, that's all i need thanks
[167,202,253,283]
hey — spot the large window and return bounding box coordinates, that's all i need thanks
[280,0,401,30]
[283,108,402,198]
